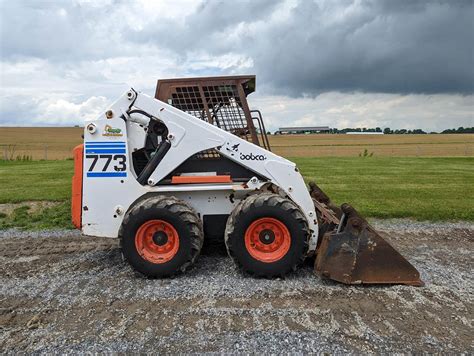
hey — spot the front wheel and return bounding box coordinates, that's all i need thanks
[225,193,309,278]
[120,195,204,278]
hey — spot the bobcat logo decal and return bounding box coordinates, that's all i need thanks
[239,152,266,161]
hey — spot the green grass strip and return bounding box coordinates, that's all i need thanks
[0,157,472,227]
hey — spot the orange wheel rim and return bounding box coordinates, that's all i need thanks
[244,217,291,263]
[135,220,179,264]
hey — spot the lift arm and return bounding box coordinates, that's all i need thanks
[108,89,319,250]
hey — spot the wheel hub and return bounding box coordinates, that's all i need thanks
[152,231,168,246]
[244,217,291,263]
[259,229,275,244]
[135,220,180,264]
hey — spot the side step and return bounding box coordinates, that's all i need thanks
[171,175,232,184]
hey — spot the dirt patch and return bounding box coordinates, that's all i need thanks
[0,201,61,216]
[0,222,472,353]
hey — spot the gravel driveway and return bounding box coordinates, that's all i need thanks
[0,220,473,353]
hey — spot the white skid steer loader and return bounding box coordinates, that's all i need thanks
[71,76,422,285]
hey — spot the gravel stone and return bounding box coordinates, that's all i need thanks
[0,220,472,353]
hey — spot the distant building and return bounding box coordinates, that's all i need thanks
[275,126,331,134]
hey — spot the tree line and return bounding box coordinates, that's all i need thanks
[382,127,474,134]
[324,127,473,134]
[327,127,428,134]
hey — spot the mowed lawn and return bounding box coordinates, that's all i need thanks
[293,157,473,221]
[0,160,74,203]
[0,157,472,222]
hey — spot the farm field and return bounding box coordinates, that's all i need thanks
[1,130,473,353]
[1,127,473,159]
[269,132,474,157]
[0,127,82,160]
[0,127,473,227]
[0,157,473,227]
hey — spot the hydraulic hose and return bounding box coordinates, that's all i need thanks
[137,140,171,185]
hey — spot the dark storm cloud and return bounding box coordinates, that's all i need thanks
[1,0,473,98]
[260,0,474,95]
[130,0,474,96]
[127,0,280,56]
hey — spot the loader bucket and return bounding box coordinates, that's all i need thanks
[310,183,423,286]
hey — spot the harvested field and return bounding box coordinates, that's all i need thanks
[0,221,473,353]
[269,133,474,157]
[1,127,473,159]
[0,127,82,160]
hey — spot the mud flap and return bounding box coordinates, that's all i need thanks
[310,183,423,286]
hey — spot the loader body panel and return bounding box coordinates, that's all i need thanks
[71,144,84,229]
[73,75,422,285]
[80,116,314,241]
[78,89,320,247]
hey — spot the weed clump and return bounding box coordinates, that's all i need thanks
[0,201,73,230]
[359,148,374,157]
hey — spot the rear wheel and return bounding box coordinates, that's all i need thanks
[225,193,309,277]
[120,195,204,277]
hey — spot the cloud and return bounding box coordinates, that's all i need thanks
[0,94,109,126]
[0,0,473,129]
[250,92,474,132]
[129,0,474,95]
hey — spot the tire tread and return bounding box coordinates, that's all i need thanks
[119,195,203,277]
[225,193,309,278]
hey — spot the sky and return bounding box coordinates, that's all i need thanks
[0,0,473,132]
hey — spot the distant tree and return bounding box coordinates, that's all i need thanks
[442,128,455,134]
[330,126,471,134]
[442,127,473,134]
[412,129,426,134]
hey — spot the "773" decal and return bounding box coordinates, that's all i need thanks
[85,142,127,178]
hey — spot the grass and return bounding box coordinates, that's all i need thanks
[0,160,74,229]
[0,160,74,203]
[0,201,73,230]
[293,156,474,221]
[0,157,472,230]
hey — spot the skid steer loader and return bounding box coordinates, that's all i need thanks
[72,75,422,285]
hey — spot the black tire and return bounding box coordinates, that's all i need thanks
[120,195,204,277]
[225,193,309,278]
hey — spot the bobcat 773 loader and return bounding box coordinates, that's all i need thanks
[72,75,422,285]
